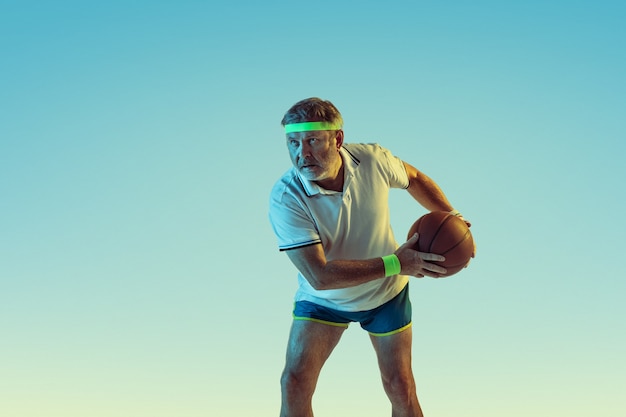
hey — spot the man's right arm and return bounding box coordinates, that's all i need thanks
[285,234,447,290]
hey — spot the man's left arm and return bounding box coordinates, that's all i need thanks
[403,161,472,228]
[403,161,475,259]
[403,161,456,212]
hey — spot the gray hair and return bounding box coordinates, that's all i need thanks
[281,97,344,128]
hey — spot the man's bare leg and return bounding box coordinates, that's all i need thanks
[280,320,346,417]
[370,327,424,417]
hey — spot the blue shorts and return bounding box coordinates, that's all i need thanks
[293,284,412,337]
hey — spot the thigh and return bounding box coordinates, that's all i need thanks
[284,319,346,375]
[369,326,414,376]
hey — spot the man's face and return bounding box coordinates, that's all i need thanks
[286,130,343,182]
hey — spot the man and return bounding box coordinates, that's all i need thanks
[269,97,473,417]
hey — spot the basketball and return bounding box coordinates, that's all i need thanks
[407,211,474,277]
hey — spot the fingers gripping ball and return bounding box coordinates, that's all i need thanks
[408,211,474,277]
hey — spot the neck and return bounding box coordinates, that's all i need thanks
[315,163,344,192]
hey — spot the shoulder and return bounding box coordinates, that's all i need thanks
[343,142,398,166]
[344,142,408,188]
[270,168,306,206]
[272,167,298,193]
[343,142,386,155]
[343,142,395,159]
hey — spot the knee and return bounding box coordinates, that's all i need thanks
[280,367,315,398]
[382,372,416,401]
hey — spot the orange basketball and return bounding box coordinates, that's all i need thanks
[407,211,474,277]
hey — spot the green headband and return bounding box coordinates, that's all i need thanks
[284,121,341,133]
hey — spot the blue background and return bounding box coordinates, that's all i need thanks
[1,1,624,416]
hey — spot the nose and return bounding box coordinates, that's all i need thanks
[297,141,313,158]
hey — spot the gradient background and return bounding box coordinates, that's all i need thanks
[1,1,624,416]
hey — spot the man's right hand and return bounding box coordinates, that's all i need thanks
[395,233,447,278]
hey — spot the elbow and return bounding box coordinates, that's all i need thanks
[308,275,332,291]
[303,271,333,291]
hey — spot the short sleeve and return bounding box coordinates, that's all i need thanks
[376,145,409,189]
[269,187,321,251]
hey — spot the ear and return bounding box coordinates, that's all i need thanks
[334,130,344,149]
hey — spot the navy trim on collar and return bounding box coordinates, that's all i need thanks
[342,146,361,165]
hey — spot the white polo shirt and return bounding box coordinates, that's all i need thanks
[269,143,411,312]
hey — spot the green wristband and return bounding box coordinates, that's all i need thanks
[382,254,401,277]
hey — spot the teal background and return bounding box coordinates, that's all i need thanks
[1,1,624,416]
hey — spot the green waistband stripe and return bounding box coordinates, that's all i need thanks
[284,121,341,133]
